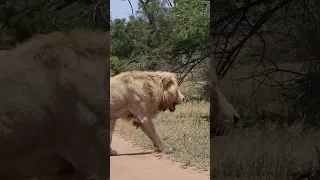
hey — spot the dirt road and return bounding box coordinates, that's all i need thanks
[110,134,209,180]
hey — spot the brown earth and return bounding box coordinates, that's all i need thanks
[110,133,210,180]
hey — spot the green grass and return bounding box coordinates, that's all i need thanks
[115,100,210,171]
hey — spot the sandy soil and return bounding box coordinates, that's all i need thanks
[110,134,210,180]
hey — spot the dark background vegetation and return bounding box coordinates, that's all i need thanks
[211,0,320,179]
[211,0,320,129]
[0,0,109,50]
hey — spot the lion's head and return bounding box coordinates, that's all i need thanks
[210,74,240,137]
[159,72,185,112]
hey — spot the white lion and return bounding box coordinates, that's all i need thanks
[110,71,185,155]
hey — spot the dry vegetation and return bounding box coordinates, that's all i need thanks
[114,81,210,171]
[211,123,320,180]
[211,64,320,180]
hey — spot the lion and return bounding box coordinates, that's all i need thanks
[210,72,240,137]
[0,29,109,180]
[110,71,185,156]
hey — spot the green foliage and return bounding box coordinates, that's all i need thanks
[110,56,133,76]
[169,0,210,55]
[110,0,210,76]
[110,18,150,60]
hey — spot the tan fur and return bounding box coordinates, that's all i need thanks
[210,73,240,137]
[0,29,109,180]
[110,71,185,155]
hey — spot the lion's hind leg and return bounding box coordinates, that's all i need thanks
[110,118,118,156]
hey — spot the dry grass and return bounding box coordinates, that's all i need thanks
[115,99,210,171]
[211,123,320,180]
[211,62,320,179]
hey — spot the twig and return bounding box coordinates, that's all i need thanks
[127,0,134,17]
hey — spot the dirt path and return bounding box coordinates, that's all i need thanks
[110,134,210,180]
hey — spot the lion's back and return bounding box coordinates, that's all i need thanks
[110,71,166,118]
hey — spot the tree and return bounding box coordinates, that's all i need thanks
[111,0,210,85]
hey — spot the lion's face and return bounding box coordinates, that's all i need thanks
[161,73,185,112]
[167,83,185,112]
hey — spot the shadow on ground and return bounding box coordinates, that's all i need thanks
[116,152,152,156]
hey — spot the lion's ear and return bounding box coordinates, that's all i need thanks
[162,73,174,90]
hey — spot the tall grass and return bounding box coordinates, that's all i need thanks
[211,123,320,180]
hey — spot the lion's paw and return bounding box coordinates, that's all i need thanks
[153,148,162,153]
[110,149,118,156]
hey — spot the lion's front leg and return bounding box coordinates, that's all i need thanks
[136,116,164,152]
[110,118,118,156]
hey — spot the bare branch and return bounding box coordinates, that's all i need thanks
[127,0,134,17]
[214,0,293,79]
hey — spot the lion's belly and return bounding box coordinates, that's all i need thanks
[110,107,132,119]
